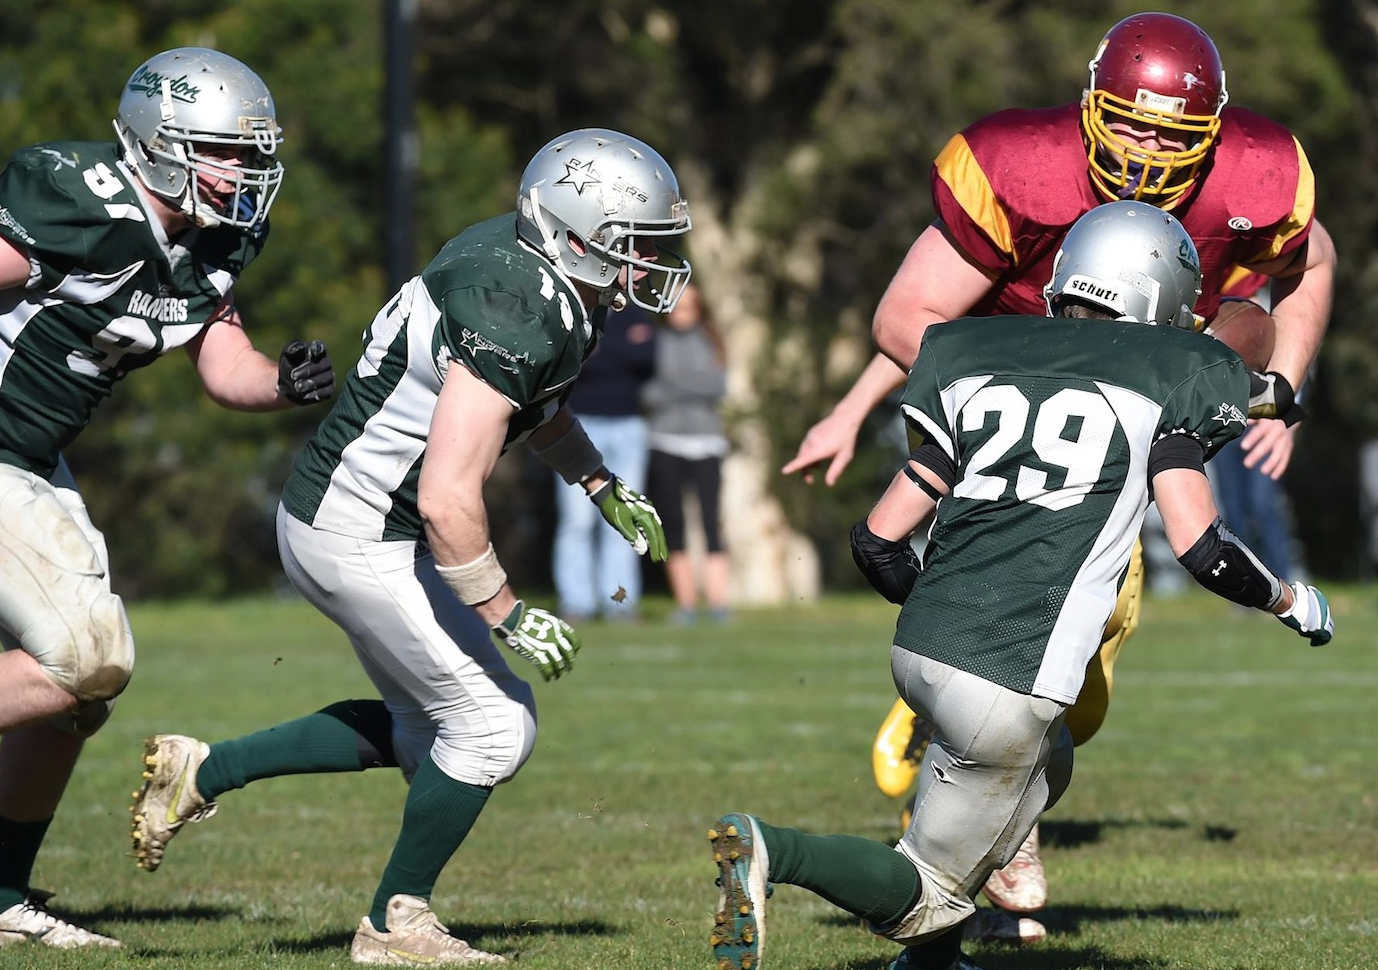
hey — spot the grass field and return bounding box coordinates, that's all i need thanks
[10,587,1378,969]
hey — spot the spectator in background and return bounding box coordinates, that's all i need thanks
[552,305,657,622]
[643,283,732,624]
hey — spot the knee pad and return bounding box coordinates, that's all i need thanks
[0,480,136,701]
[414,685,537,787]
[48,697,117,738]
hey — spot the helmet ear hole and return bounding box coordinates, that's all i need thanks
[565,231,588,257]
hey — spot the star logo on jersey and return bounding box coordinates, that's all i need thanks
[1212,402,1247,428]
[554,157,601,195]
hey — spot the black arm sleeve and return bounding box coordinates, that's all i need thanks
[850,519,920,606]
[1177,516,1284,610]
[1147,434,1207,499]
[909,441,957,490]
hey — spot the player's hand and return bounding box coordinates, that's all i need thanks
[590,476,667,562]
[278,340,335,405]
[1239,418,1295,479]
[849,519,919,605]
[492,600,581,680]
[1278,581,1333,647]
[782,411,861,486]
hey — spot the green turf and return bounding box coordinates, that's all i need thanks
[12,588,1377,969]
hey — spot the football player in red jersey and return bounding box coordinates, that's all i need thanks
[782,11,1335,943]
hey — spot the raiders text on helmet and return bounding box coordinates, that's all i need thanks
[515,128,692,313]
[1043,200,1204,330]
[114,47,284,229]
[1081,13,1228,205]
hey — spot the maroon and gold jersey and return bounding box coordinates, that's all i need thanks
[931,102,1313,323]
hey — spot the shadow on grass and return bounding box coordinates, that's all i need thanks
[819,901,1235,934]
[809,946,1171,970]
[70,901,237,924]
[1040,817,1190,849]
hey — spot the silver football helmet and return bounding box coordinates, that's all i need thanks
[516,128,692,313]
[113,48,284,230]
[1043,200,1203,330]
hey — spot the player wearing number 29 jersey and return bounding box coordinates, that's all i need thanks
[0,141,264,477]
[897,316,1246,702]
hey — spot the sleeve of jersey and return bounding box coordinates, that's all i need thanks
[930,133,1015,275]
[1242,137,1315,267]
[898,331,957,461]
[1158,357,1253,462]
[0,152,94,287]
[439,286,558,408]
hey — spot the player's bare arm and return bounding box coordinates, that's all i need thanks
[185,304,290,411]
[783,223,992,486]
[1255,218,1335,395]
[418,363,518,627]
[0,237,31,289]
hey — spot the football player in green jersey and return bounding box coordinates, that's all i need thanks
[705,203,1332,970]
[0,48,333,949]
[130,129,690,965]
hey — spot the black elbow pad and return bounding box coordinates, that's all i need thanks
[1177,517,1283,610]
[850,520,920,606]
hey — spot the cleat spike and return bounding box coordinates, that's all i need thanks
[725,824,738,837]
[707,828,719,840]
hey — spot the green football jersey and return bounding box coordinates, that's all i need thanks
[0,141,265,478]
[896,315,1250,702]
[283,213,604,541]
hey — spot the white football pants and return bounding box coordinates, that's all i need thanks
[276,505,536,786]
[883,648,1073,944]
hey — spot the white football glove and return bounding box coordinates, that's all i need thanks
[491,600,581,680]
[1277,581,1333,647]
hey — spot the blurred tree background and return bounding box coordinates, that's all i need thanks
[1,0,1375,599]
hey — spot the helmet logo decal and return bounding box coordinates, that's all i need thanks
[1183,72,1201,90]
[1228,216,1253,231]
[1178,239,1199,271]
[1068,276,1121,304]
[554,157,601,195]
[127,66,201,104]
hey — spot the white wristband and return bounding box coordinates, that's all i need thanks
[531,419,606,485]
[435,544,508,605]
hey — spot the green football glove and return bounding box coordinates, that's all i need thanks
[1277,581,1333,647]
[492,600,581,681]
[590,475,668,562]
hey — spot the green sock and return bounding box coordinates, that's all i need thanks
[0,815,52,910]
[755,818,921,925]
[196,704,375,801]
[368,756,492,930]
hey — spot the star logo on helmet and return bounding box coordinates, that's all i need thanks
[555,158,602,195]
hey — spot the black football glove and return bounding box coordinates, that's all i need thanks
[1247,370,1305,426]
[278,340,335,405]
[850,519,920,606]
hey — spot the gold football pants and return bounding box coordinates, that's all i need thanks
[872,542,1144,795]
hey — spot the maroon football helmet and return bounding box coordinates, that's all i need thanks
[1081,13,1229,205]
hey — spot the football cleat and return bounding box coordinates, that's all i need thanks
[980,824,1047,913]
[872,698,935,799]
[889,948,986,970]
[130,733,218,872]
[962,906,1046,944]
[0,891,121,948]
[351,894,507,965]
[708,813,771,970]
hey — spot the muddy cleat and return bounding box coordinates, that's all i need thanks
[981,824,1047,913]
[872,698,935,799]
[130,733,218,872]
[351,894,507,965]
[0,891,121,949]
[962,906,1046,944]
[708,813,770,970]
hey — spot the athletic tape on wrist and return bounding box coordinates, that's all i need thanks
[531,420,606,485]
[436,544,508,605]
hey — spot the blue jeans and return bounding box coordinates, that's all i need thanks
[552,415,649,618]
